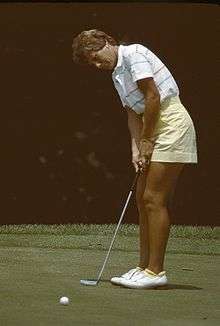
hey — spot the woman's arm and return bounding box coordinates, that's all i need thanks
[137,77,160,167]
[137,77,160,141]
[127,107,143,172]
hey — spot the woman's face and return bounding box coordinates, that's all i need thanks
[87,43,118,70]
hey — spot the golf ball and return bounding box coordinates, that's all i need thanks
[59,296,69,305]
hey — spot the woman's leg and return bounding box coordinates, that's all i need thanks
[136,169,149,269]
[143,162,184,274]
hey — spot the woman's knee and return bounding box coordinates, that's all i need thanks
[135,174,147,210]
[136,189,145,211]
[142,190,165,214]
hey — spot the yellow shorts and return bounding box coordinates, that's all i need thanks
[148,96,198,163]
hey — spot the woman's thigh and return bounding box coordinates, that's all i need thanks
[144,162,184,205]
[136,169,148,203]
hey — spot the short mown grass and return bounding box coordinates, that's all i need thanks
[0,224,219,239]
[0,224,220,325]
[0,224,219,256]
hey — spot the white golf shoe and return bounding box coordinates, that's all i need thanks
[120,268,168,289]
[110,267,143,286]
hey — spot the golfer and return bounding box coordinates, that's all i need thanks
[72,29,197,289]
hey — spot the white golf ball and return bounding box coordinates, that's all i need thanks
[59,296,69,305]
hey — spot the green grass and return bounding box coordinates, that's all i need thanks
[0,224,219,325]
[0,224,219,256]
[0,223,219,238]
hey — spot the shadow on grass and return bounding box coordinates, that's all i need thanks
[99,280,202,290]
[155,283,202,290]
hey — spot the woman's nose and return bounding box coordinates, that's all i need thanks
[95,63,102,69]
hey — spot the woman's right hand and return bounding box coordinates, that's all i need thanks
[132,153,141,173]
[132,151,150,173]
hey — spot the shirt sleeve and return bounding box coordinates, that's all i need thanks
[127,52,153,83]
[112,77,127,108]
[119,96,127,108]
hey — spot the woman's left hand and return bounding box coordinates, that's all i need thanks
[138,139,154,172]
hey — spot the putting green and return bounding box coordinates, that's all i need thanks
[0,226,219,325]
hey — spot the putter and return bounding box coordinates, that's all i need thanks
[80,171,140,286]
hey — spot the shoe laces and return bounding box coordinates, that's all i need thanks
[122,267,142,279]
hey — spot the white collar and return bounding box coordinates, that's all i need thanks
[112,45,124,74]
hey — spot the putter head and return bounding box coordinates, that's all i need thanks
[80,279,98,286]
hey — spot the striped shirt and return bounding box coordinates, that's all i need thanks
[112,44,179,114]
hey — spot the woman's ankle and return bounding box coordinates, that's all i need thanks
[146,266,163,275]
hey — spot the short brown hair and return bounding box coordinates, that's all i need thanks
[72,29,117,64]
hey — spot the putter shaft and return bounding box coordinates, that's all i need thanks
[80,172,140,286]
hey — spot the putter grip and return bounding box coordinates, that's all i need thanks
[130,171,140,192]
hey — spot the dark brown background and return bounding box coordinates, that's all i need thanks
[0,3,219,225]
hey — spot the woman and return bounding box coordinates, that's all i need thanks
[72,29,197,289]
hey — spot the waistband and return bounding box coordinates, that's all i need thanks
[161,96,181,109]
